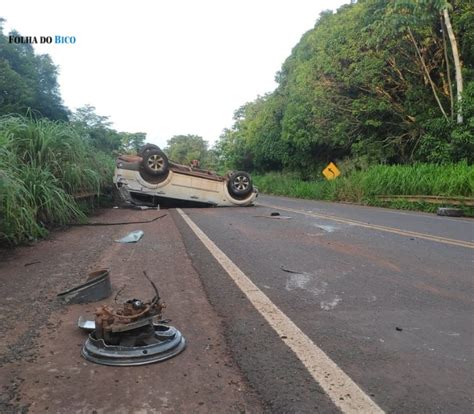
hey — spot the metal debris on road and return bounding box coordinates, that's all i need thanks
[280,266,304,274]
[70,214,167,226]
[81,271,186,366]
[78,316,96,332]
[115,230,144,243]
[253,214,293,220]
[82,324,186,366]
[24,261,41,267]
[437,207,464,217]
[57,269,112,304]
[134,205,160,210]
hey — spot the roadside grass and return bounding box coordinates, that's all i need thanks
[0,115,114,245]
[253,162,474,214]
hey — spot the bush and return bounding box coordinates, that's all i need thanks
[0,115,114,245]
[253,162,474,212]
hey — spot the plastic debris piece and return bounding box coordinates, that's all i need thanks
[115,230,144,243]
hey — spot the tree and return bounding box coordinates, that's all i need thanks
[165,135,209,165]
[442,5,463,123]
[389,1,465,123]
[215,0,473,171]
[71,105,122,153]
[71,104,112,128]
[121,132,146,154]
[0,19,69,120]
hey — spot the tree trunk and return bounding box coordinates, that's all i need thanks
[443,8,463,124]
[441,15,454,119]
[407,28,448,121]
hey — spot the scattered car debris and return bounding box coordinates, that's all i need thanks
[437,207,464,217]
[24,261,41,267]
[57,269,112,304]
[280,266,303,274]
[254,214,293,220]
[70,214,167,227]
[82,323,186,366]
[115,230,144,243]
[133,205,160,211]
[78,316,96,332]
[81,271,186,366]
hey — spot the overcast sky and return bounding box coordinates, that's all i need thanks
[3,0,348,148]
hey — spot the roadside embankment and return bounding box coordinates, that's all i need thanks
[253,162,474,215]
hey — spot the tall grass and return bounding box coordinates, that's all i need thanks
[254,162,474,209]
[0,115,114,245]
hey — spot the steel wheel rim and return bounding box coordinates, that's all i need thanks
[233,175,249,191]
[148,155,165,172]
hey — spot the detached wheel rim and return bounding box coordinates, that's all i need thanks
[233,175,249,191]
[148,154,165,172]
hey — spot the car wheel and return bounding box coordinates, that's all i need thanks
[138,144,160,157]
[142,149,169,176]
[229,171,252,197]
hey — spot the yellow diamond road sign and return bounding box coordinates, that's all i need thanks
[322,162,341,180]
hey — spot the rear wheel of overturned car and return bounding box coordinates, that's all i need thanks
[138,144,160,158]
[228,171,252,197]
[142,149,169,176]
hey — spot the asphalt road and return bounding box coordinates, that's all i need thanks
[173,194,474,413]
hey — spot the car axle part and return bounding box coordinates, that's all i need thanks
[81,271,186,366]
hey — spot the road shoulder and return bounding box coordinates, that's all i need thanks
[0,208,263,413]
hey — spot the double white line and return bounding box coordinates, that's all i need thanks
[177,208,384,414]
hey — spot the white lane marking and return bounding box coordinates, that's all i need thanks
[177,208,384,414]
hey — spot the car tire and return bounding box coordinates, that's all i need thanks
[142,149,169,176]
[138,144,160,158]
[228,171,252,197]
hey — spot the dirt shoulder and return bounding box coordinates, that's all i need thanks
[0,208,263,413]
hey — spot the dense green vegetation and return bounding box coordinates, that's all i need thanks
[0,22,148,245]
[0,115,114,244]
[215,0,473,176]
[255,162,473,200]
[0,19,69,121]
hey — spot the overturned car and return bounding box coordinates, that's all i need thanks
[113,144,257,207]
